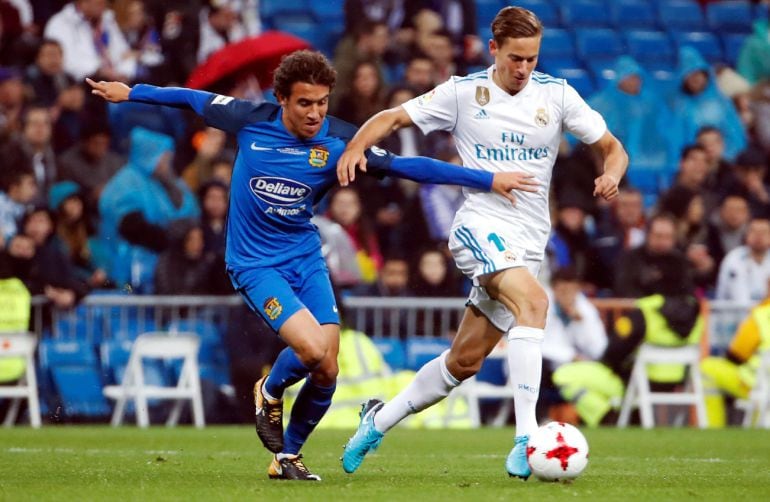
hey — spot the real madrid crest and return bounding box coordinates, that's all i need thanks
[475,86,490,106]
[535,108,549,127]
[308,146,329,168]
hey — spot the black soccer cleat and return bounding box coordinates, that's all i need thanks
[254,375,284,453]
[268,454,322,481]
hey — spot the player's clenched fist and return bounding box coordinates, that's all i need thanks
[86,78,131,103]
[593,173,620,201]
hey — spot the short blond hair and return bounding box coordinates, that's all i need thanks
[491,7,543,45]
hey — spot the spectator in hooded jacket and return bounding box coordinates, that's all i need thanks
[589,56,681,175]
[668,46,747,161]
[98,126,199,291]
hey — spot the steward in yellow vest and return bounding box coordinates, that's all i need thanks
[701,298,770,426]
[0,278,32,383]
[554,294,703,426]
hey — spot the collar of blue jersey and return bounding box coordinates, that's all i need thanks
[275,108,331,143]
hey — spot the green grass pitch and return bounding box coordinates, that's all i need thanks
[2,426,769,501]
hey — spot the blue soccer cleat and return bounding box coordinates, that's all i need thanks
[341,399,385,474]
[506,434,531,480]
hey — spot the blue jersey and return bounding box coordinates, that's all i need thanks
[129,85,494,270]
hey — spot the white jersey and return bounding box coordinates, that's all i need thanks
[402,66,606,259]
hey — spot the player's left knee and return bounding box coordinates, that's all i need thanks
[517,291,549,325]
[311,363,339,386]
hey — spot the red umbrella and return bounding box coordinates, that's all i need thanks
[186,31,311,90]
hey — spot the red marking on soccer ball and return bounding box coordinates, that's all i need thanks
[545,432,579,471]
[526,445,536,459]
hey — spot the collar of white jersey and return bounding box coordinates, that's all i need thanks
[487,65,535,98]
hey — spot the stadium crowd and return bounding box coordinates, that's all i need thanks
[0,0,769,308]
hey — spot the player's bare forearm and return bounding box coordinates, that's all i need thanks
[590,131,628,201]
[337,106,413,185]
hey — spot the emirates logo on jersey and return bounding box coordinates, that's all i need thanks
[535,108,549,127]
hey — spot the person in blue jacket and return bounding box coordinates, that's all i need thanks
[589,56,681,176]
[668,46,747,161]
[87,50,533,481]
[98,127,199,291]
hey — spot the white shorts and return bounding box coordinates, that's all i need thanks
[448,220,542,332]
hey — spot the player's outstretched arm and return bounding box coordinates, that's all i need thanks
[338,106,414,186]
[377,153,539,205]
[86,78,213,115]
[590,131,628,201]
[86,78,131,102]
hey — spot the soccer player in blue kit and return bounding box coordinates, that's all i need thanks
[87,50,539,481]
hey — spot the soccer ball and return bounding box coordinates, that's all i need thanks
[526,421,589,482]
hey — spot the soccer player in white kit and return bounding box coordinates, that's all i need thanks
[338,7,628,479]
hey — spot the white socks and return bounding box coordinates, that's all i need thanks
[374,350,459,433]
[507,326,544,438]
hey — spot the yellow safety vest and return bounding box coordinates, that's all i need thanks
[637,295,703,383]
[0,278,31,383]
[740,304,770,388]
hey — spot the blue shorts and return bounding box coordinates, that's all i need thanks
[227,251,339,333]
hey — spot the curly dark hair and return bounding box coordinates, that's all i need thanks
[273,50,337,99]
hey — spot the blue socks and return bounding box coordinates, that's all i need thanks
[264,348,311,399]
[283,380,336,455]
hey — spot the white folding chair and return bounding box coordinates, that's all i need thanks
[738,350,770,428]
[450,345,515,428]
[103,332,205,428]
[0,333,41,428]
[618,343,707,429]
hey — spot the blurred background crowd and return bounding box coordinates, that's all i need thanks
[1,0,770,308]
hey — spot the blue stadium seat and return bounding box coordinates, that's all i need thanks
[706,1,753,33]
[198,334,229,367]
[371,337,406,371]
[405,337,451,372]
[586,59,617,89]
[560,0,609,27]
[53,305,104,343]
[757,2,769,20]
[273,18,337,56]
[611,0,657,29]
[625,168,665,194]
[199,364,231,387]
[476,0,502,36]
[38,339,110,417]
[539,28,577,60]
[261,0,309,24]
[721,33,749,67]
[308,0,345,23]
[108,317,158,340]
[100,339,171,397]
[670,31,723,64]
[574,28,624,64]
[658,1,706,31]
[624,30,675,68]
[476,357,507,386]
[516,0,560,27]
[166,319,222,339]
[550,67,596,97]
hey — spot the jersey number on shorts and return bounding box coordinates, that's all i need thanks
[487,233,507,252]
